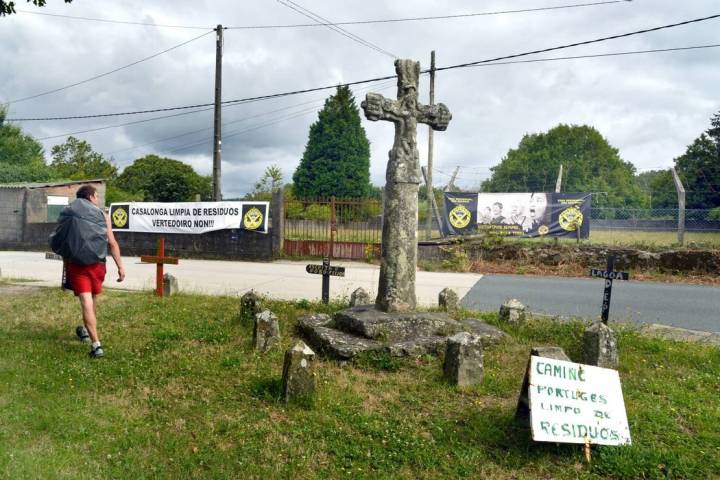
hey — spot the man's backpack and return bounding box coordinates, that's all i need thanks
[49,199,108,265]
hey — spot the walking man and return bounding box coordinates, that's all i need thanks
[52,185,125,358]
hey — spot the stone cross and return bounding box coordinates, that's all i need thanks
[362,59,452,312]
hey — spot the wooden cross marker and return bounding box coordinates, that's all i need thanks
[140,237,179,297]
[590,255,629,324]
[306,257,345,304]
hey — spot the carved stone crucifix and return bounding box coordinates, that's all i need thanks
[362,59,452,312]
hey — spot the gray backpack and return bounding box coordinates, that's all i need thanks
[49,199,108,265]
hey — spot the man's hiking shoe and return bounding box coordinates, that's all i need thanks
[76,326,90,343]
[89,346,105,358]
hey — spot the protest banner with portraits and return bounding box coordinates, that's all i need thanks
[443,192,590,238]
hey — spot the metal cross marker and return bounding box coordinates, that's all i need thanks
[590,255,629,324]
[140,237,179,297]
[305,257,345,304]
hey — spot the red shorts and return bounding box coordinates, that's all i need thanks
[66,262,106,296]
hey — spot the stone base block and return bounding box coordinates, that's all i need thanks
[583,322,619,369]
[298,307,507,359]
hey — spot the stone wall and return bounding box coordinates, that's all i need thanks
[14,222,275,261]
[0,188,24,244]
[418,240,720,274]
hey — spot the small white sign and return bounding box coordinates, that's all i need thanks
[529,356,631,446]
[47,195,69,206]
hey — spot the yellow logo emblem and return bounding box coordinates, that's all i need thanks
[559,206,583,231]
[243,207,263,230]
[111,207,128,228]
[448,205,472,229]
[538,225,550,236]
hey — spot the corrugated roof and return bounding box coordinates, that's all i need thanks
[0,179,105,189]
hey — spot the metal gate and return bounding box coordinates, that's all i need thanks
[283,196,382,260]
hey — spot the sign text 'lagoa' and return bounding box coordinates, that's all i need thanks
[109,202,269,234]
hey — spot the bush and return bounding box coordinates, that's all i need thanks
[304,203,331,221]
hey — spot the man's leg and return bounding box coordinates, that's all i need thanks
[78,292,100,344]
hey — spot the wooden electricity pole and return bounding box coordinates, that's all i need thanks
[671,167,686,245]
[425,50,436,240]
[212,24,224,201]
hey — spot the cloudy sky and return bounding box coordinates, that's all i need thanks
[2,0,719,197]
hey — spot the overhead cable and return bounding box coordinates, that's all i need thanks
[7,14,720,122]
[6,29,215,105]
[276,0,397,58]
[17,1,632,30]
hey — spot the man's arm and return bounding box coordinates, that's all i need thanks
[104,213,125,282]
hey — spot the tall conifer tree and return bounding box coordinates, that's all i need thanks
[293,85,371,197]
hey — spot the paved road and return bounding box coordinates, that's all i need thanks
[461,274,720,333]
[0,251,482,307]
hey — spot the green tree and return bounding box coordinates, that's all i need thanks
[50,136,118,180]
[636,170,675,209]
[0,106,56,182]
[245,165,283,201]
[115,154,211,202]
[1,0,72,16]
[673,110,720,209]
[482,124,645,207]
[293,85,371,198]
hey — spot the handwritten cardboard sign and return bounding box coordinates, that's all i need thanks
[529,356,631,446]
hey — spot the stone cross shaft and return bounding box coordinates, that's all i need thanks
[362,59,452,312]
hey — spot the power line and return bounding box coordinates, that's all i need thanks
[434,13,720,72]
[276,0,397,59]
[16,1,632,30]
[35,107,214,141]
[6,29,214,105]
[7,14,720,122]
[127,80,398,156]
[15,8,212,29]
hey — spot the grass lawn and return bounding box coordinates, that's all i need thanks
[1,285,719,479]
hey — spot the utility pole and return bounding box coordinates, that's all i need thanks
[425,50,436,240]
[671,167,686,245]
[422,166,444,237]
[555,164,563,193]
[445,166,459,192]
[212,24,224,201]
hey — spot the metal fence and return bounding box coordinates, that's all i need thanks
[284,197,720,251]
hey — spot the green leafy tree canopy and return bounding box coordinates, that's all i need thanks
[673,110,720,209]
[0,106,57,183]
[115,154,211,202]
[293,85,371,198]
[1,0,71,16]
[482,124,645,207]
[50,136,118,180]
[245,165,283,201]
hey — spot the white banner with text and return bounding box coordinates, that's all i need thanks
[109,201,269,234]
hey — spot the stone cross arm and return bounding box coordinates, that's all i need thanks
[362,93,452,131]
[417,102,452,131]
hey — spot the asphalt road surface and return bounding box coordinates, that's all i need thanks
[461,274,720,333]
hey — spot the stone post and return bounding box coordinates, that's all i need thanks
[499,299,527,323]
[240,290,260,323]
[162,273,178,296]
[583,322,619,369]
[253,310,280,352]
[438,287,459,312]
[281,341,316,402]
[350,287,371,307]
[443,332,484,387]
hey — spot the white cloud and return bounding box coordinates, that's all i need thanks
[2,0,719,196]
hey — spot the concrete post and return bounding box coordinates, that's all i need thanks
[271,188,284,257]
